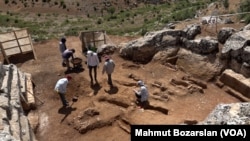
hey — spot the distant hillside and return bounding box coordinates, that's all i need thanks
[0,0,248,41]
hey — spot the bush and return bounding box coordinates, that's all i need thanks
[238,0,250,22]
[141,28,148,36]
[223,0,229,9]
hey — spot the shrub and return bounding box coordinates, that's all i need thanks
[223,0,229,9]
[238,0,250,23]
[140,28,148,36]
[97,18,102,24]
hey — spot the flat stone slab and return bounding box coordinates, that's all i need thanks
[219,69,250,98]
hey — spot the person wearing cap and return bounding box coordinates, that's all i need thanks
[102,55,115,88]
[133,80,149,108]
[62,48,75,70]
[59,37,67,66]
[54,75,72,107]
[87,50,100,85]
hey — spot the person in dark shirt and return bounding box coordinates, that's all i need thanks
[62,48,75,70]
[59,37,67,66]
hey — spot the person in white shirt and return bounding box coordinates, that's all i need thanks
[133,80,149,108]
[54,75,72,107]
[102,55,115,88]
[87,50,100,85]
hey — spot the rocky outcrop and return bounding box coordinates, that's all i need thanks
[201,102,250,125]
[217,27,236,44]
[182,36,219,54]
[183,24,201,40]
[220,25,250,78]
[176,48,223,81]
[0,63,37,141]
[119,24,220,80]
[118,23,250,113]
[119,29,185,63]
[119,23,250,80]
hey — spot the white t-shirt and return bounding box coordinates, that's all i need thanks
[87,51,99,67]
[54,78,68,93]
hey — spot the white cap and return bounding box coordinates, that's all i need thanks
[87,50,93,54]
[137,80,144,86]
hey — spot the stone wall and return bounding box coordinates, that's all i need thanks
[0,63,37,141]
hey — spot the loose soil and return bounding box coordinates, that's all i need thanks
[8,34,240,141]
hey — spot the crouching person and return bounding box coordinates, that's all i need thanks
[133,80,149,109]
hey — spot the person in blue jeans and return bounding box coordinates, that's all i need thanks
[102,55,115,88]
[54,75,72,107]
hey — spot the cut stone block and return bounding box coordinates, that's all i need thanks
[219,69,250,98]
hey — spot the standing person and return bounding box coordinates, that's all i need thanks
[54,75,72,107]
[59,37,67,66]
[133,80,149,108]
[102,55,115,88]
[87,50,99,85]
[62,48,75,70]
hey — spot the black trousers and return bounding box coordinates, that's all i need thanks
[107,73,113,87]
[135,93,141,99]
[88,65,97,82]
[58,92,68,106]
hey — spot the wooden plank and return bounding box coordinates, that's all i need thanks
[25,73,36,109]
[29,34,37,60]
[14,29,29,38]
[0,29,36,63]
[79,30,106,53]
[0,31,16,42]
[0,43,9,64]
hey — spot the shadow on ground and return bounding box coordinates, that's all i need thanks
[58,104,77,123]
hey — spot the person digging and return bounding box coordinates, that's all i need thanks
[62,48,75,71]
[133,80,149,109]
[54,75,72,107]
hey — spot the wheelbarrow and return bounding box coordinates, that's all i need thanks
[71,57,83,69]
